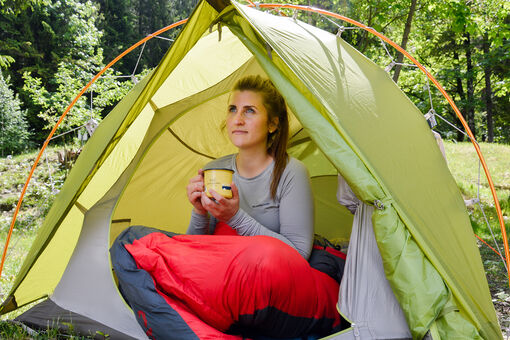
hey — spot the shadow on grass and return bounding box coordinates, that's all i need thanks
[0,319,110,339]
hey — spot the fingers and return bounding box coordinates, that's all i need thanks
[189,190,202,202]
[187,181,204,193]
[200,193,216,211]
[187,170,204,196]
[208,189,225,204]
[230,182,239,199]
[201,188,238,222]
[189,175,204,185]
[187,169,207,215]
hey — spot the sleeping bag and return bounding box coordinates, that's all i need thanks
[111,225,341,339]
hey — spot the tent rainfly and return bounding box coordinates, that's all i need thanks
[1,0,502,339]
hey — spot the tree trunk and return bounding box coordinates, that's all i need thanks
[483,32,494,142]
[464,31,476,139]
[393,0,418,83]
[138,0,143,39]
[308,0,312,25]
[453,50,466,141]
[358,5,374,53]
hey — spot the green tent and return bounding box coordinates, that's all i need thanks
[1,0,501,339]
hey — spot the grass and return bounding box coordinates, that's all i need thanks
[444,141,510,338]
[0,147,69,319]
[444,141,510,241]
[0,142,508,338]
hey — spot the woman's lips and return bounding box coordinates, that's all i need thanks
[232,130,247,134]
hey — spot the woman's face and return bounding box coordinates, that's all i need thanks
[226,90,277,152]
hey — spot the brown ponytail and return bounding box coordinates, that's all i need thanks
[232,75,289,199]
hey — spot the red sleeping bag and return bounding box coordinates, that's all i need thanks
[111,225,341,339]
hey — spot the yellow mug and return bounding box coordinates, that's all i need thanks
[203,168,234,198]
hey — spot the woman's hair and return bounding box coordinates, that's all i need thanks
[232,75,289,199]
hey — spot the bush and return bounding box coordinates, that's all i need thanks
[0,72,30,156]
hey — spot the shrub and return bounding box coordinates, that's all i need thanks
[0,72,31,156]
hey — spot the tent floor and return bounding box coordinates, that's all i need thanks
[14,298,138,339]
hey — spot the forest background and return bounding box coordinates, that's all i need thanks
[0,0,509,156]
[0,0,509,336]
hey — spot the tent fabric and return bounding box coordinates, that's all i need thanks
[336,175,412,339]
[111,226,341,339]
[226,3,499,338]
[49,174,149,339]
[1,0,501,339]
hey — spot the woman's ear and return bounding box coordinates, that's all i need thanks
[268,117,279,133]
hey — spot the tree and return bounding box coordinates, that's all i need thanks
[0,72,30,155]
[96,0,198,75]
[0,0,38,69]
[392,0,417,83]
[95,0,138,75]
[22,0,133,133]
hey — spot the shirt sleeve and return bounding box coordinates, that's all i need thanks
[186,210,211,235]
[227,160,314,259]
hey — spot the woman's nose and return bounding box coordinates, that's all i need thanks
[233,111,245,125]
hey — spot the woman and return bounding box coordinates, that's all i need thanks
[113,76,341,339]
[186,75,314,259]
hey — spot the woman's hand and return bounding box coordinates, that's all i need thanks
[201,182,240,222]
[186,169,207,215]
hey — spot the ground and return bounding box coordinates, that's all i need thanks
[0,142,509,338]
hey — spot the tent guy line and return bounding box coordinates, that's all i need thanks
[0,1,504,338]
[2,1,506,288]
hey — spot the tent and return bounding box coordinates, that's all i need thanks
[1,0,501,339]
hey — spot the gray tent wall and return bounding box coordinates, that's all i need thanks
[333,175,412,339]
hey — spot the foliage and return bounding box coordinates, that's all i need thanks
[400,0,510,143]
[0,55,14,69]
[280,0,510,144]
[0,0,41,72]
[95,0,198,75]
[0,319,106,339]
[0,72,30,156]
[0,0,509,149]
[21,0,133,133]
[0,0,43,15]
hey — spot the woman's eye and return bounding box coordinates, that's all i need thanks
[228,106,236,113]
[245,108,255,114]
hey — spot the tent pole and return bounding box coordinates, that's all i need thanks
[253,3,510,288]
[2,2,508,290]
[0,19,188,281]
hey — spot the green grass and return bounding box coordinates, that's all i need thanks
[0,147,69,319]
[444,141,510,240]
[444,141,510,337]
[0,142,509,338]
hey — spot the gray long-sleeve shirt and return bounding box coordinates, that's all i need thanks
[187,154,314,259]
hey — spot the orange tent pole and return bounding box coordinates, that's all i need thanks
[0,19,187,281]
[252,3,510,285]
[475,234,504,260]
[2,3,508,289]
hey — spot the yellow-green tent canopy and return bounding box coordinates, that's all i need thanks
[1,1,500,339]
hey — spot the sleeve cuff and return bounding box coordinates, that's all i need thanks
[227,209,245,229]
[191,209,209,221]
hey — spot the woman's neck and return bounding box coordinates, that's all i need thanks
[236,149,273,178]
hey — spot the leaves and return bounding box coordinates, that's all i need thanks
[0,0,509,148]
[0,55,14,69]
[20,0,133,133]
[0,73,31,156]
